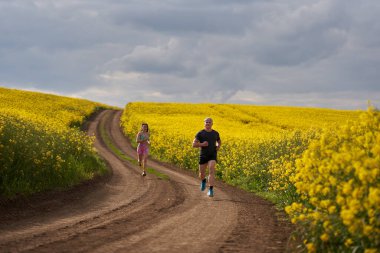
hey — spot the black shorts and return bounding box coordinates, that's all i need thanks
[199,153,217,165]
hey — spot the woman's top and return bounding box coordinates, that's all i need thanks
[137,132,150,147]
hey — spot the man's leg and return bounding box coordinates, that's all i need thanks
[199,163,207,180]
[207,160,216,197]
[199,163,207,191]
[207,160,216,186]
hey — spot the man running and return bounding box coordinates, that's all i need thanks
[192,117,221,197]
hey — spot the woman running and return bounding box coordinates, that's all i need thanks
[136,123,150,176]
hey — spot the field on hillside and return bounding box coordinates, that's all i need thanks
[121,102,379,252]
[0,87,110,197]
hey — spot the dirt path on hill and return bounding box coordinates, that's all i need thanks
[0,110,293,253]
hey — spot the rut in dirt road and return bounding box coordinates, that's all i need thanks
[0,109,293,253]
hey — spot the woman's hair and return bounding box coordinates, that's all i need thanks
[141,123,149,132]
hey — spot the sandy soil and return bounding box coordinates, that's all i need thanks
[0,110,293,253]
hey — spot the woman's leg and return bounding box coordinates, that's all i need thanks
[142,153,148,171]
[138,154,142,166]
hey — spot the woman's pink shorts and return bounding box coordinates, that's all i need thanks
[137,144,149,155]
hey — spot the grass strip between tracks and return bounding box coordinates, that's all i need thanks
[99,116,169,180]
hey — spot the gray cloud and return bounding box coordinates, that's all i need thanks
[0,0,379,109]
[249,1,348,66]
[111,6,252,35]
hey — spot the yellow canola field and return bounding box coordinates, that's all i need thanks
[285,108,380,253]
[121,102,380,252]
[121,103,358,185]
[0,87,108,128]
[0,87,109,197]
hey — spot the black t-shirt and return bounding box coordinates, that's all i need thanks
[195,129,220,157]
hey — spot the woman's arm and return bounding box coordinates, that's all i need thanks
[136,133,142,143]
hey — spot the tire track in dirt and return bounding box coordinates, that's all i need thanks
[0,110,293,253]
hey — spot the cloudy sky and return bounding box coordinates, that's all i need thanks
[1,0,379,109]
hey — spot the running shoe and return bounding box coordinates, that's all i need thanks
[200,179,206,191]
[142,171,146,177]
[207,188,214,197]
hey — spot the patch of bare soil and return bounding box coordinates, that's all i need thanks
[0,110,293,253]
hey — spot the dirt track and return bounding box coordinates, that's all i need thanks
[0,110,293,253]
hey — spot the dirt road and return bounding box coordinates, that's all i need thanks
[0,110,293,252]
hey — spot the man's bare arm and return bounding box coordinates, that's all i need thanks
[216,139,221,150]
[193,138,208,148]
[192,138,200,148]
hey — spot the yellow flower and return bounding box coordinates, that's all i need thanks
[368,188,380,206]
[328,205,337,214]
[341,209,355,225]
[306,243,316,253]
[336,195,346,205]
[342,182,352,195]
[344,238,353,247]
[363,225,373,236]
[320,233,329,242]
[364,249,378,253]
[284,205,292,214]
